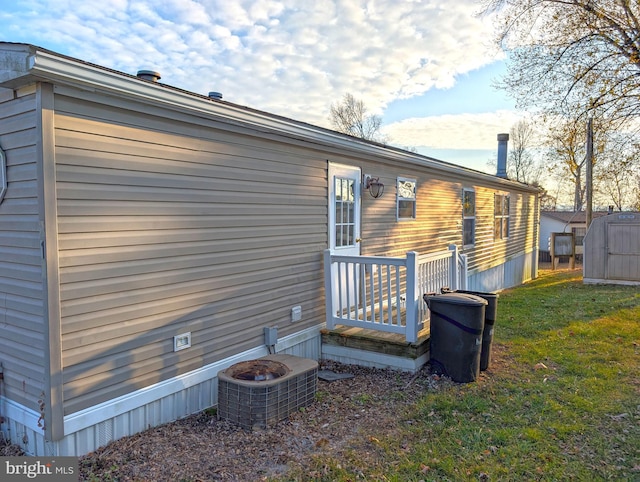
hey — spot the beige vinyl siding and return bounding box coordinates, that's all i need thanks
[467,187,504,271]
[465,188,538,273]
[359,166,537,274]
[52,92,328,414]
[0,92,47,410]
[360,167,463,257]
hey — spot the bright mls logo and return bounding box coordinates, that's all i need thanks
[1,457,77,481]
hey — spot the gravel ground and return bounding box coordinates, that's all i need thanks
[1,358,481,481]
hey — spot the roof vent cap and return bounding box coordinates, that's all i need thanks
[208,91,223,100]
[137,70,161,82]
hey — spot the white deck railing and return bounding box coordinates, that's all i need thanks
[324,245,468,343]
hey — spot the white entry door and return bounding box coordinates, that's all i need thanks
[328,163,362,314]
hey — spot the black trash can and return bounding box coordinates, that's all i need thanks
[442,289,499,371]
[423,292,487,383]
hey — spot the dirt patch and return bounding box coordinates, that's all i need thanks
[0,437,25,456]
[78,360,457,481]
[1,359,469,480]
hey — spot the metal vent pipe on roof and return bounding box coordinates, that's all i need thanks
[208,91,223,100]
[496,133,509,178]
[137,70,161,82]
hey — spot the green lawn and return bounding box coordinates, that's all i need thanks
[289,269,640,481]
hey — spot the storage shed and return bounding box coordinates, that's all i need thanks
[583,212,640,285]
[0,42,541,456]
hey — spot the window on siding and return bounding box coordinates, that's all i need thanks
[462,189,475,246]
[572,226,586,246]
[335,177,356,247]
[397,178,416,220]
[494,194,510,240]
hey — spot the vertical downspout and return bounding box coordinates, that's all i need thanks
[36,82,64,443]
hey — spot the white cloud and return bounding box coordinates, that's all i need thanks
[383,111,525,150]
[1,0,510,138]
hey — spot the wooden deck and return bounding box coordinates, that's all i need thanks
[320,324,431,372]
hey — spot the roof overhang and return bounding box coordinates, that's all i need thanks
[0,42,540,193]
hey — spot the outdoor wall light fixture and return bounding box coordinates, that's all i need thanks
[363,174,385,199]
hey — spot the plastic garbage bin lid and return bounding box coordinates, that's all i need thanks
[424,292,488,306]
[456,289,499,299]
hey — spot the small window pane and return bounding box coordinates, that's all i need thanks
[572,227,586,246]
[463,191,475,216]
[398,180,416,199]
[398,200,415,219]
[463,219,475,246]
[494,194,503,215]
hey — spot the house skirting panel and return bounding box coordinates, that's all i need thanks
[467,250,537,293]
[0,398,49,456]
[0,325,323,456]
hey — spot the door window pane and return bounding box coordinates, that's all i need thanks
[335,176,356,247]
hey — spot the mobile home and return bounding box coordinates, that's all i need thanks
[0,43,540,455]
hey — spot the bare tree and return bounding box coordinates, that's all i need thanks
[593,133,640,210]
[482,1,640,209]
[544,117,588,211]
[508,119,542,184]
[329,93,386,143]
[482,1,640,130]
[632,174,640,211]
[535,182,557,211]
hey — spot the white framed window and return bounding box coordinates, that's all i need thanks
[462,189,475,246]
[494,194,510,240]
[397,177,416,220]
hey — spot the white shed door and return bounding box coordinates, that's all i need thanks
[607,223,640,280]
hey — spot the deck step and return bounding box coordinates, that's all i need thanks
[320,325,430,372]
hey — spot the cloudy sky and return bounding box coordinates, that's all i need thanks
[0,0,525,173]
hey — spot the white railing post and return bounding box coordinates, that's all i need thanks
[323,248,462,339]
[448,244,459,291]
[405,251,418,343]
[460,253,468,290]
[323,249,335,329]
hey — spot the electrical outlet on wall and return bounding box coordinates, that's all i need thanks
[291,306,302,322]
[174,332,191,352]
